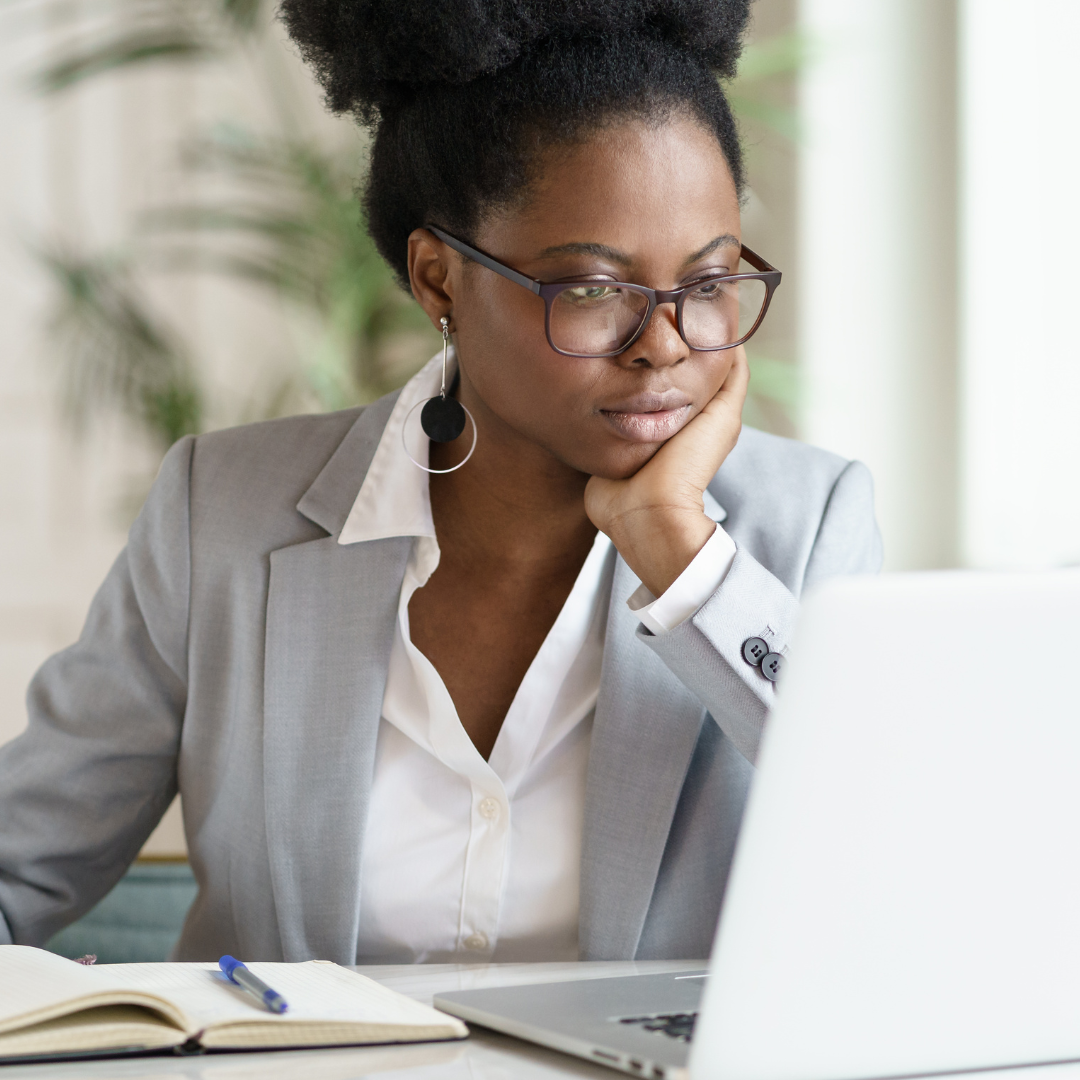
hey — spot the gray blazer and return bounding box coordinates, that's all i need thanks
[0,393,882,961]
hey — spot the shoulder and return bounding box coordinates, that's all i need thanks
[711,425,851,509]
[191,407,365,480]
[184,407,367,551]
[711,426,876,592]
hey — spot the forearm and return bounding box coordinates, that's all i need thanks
[0,552,185,943]
[635,458,883,763]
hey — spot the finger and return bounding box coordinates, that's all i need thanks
[680,350,748,452]
[663,350,747,479]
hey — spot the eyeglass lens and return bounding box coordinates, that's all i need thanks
[547,255,769,356]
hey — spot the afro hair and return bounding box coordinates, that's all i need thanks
[280,0,752,287]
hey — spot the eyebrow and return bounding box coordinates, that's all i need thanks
[536,241,632,265]
[684,234,741,264]
[536,234,741,268]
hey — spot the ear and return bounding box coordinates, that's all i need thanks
[408,228,457,330]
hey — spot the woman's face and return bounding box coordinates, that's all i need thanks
[410,112,743,481]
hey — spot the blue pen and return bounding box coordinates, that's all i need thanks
[219,955,289,1014]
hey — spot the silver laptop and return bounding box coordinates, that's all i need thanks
[436,570,1080,1080]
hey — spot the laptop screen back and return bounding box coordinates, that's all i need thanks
[692,571,1080,1080]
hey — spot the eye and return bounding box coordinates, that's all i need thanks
[562,284,622,305]
[689,278,732,301]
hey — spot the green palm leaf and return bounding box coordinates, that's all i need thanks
[39,246,202,448]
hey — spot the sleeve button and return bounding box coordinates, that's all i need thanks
[742,637,769,666]
[761,652,784,682]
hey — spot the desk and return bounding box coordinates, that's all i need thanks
[2,960,702,1079]
[13,962,1080,1080]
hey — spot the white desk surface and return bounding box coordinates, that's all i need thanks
[11,960,1080,1080]
[1,960,702,1079]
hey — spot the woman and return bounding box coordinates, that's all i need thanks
[0,0,881,963]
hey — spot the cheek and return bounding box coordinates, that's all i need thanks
[705,350,736,394]
[471,340,603,439]
[456,282,597,427]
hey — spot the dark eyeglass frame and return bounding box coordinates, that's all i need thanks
[428,225,782,358]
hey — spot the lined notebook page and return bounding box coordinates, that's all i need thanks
[0,947,114,1034]
[0,947,186,1036]
[99,962,465,1034]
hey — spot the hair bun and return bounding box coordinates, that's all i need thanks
[280,0,751,118]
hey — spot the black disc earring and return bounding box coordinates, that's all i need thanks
[401,315,477,474]
[421,317,467,442]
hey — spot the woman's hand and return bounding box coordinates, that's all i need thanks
[584,346,749,597]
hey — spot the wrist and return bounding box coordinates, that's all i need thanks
[604,506,716,598]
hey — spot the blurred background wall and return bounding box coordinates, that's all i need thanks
[1,0,1078,860]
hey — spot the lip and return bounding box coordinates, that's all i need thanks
[598,390,694,444]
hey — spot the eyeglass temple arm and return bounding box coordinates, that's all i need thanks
[739,244,779,275]
[430,225,778,291]
[428,226,542,295]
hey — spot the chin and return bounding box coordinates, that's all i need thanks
[574,441,661,481]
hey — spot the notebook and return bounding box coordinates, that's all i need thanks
[0,945,467,1061]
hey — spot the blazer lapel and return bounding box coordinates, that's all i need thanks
[578,556,712,960]
[263,394,411,963]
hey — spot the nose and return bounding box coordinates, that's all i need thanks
[616,300,688,369]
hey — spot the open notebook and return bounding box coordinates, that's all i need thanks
[0,946,467,1061]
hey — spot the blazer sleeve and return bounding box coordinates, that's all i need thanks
[0,436,195,946]
[639,459,883,765]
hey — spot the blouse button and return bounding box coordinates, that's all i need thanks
[464,932,488,950]
[479,797,501,820]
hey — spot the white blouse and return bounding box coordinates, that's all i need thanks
[340,353,736,963]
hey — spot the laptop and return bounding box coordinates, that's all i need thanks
[436,570,1080,1080]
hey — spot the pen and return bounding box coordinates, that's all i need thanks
[218,955,289,1014]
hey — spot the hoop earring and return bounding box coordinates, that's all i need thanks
[402,316,477,474]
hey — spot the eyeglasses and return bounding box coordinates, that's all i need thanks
[428,225,781,359]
